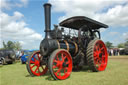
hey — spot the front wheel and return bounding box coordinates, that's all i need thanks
[26,51,48,76]
[86,39,108,72]
[48,49,72,80]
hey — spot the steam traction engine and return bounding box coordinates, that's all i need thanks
[26,3,108,80]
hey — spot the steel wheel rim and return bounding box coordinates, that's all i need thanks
[52,50,72,80]
[29,51,48,76]
[93,40,108,71]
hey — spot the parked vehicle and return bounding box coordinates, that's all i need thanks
[21,50,37,64]
[119,43,128,55]
[0,49,16,65]
[124,43,128,55]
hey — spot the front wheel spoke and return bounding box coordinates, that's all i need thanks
[33,56,37,61]
[66,61,69,64]
[53,65,57,69]
[56,68,62,74]
[63,67,68,73]
[57,55,59,61]
[35,66,39,73]
[63,56,66,61]
[30,60,35,64]
[59,72,61,76]
[53,59,58,63]
[98,49,101,54]
[62,54,66,61]
[61,53,64,58]
[37,54,40,60]
[31,64,36,68]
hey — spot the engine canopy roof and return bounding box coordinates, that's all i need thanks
[59,16,108,30]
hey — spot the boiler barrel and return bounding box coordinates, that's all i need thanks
[40,39,78,56]
[57,40,78,55]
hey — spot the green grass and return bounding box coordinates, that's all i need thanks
[0,56,128,85]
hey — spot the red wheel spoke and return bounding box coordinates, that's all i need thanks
[53,65,57,69]
[56,68,62,74]
[94,56,98,60]
[99,59,102,64]
[59,72,61,76]
[97,60,101,67]
[63,67,68,73]
[57,55,59,61]
[53,60,58,63]
[33,57,37,61]
[37,54,40,61]
[31,64,36,68]
[95,59,99,64]
[66,61,69,64]
[62,53,66,61]
[94,52,98,57]
[30,60,35,64]
[61,53,64,58]
[35,66,39,73]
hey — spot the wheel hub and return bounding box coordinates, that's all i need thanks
[35,60,40,66]
[63,62,68,67]
[57,61,63,68]
[99,53,102,58]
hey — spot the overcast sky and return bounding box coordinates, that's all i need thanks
[0,0,128,49]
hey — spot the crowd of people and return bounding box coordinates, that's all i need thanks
[108,48,120,56]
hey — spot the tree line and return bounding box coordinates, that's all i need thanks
[105,38,128,49]
[1,41,22,50]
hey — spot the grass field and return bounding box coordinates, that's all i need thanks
[0,56,128,85]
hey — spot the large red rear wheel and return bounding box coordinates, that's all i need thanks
[48,49,72,80]
[26,51,48,76]
[87,39,108,72]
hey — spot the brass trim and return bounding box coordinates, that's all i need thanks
[64,40,69,51]
[73,41,78,54]
[56,40,60,49]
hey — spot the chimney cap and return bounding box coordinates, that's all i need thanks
[43,3,51,7]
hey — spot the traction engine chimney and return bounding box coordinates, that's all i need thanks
[43,3,51,39]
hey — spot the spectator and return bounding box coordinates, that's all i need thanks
[113,48,116,56]
[117,49,120,56]
[111,49,113,56]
